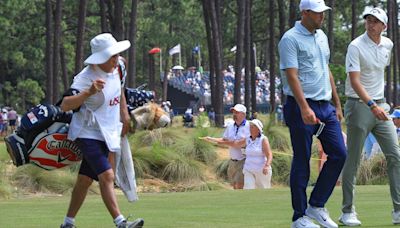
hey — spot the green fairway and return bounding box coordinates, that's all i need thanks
[0,185,395,228]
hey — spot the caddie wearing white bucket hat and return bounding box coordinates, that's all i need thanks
[59,33,144,228]
[84,33,131,65]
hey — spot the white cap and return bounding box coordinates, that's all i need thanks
[230,104,247,114]
[249,119,263,133]
[363,7,387,26]
[299,0,331,12]
[84,33,131,65]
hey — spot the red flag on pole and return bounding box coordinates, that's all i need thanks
[148,47,161,54]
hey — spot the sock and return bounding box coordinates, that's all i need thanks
[114,214,125,225]
[63,216,75,225]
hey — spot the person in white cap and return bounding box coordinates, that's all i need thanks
[205,104,250,189]
[232,119,273,189]
[342,7,400,225]
[59,33,143,228]
[278,0,346,227]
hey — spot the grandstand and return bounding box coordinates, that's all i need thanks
[162,69,281,114]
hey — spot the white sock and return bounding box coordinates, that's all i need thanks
[114,214,125,225]
[63,216,75,225]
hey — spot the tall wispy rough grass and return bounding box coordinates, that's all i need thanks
[357,153,388,185]
[12,165,76,194]
[131,128,180,148]
[215,159,229,180]
[161,157,203,183]
[0,162,12,199]
[265,127,291,151]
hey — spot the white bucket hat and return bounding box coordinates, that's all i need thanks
[230,104,247,114]
[299,0,331,13]
[363,7,387,26]
[249,119,263,133]
[84,33,131,65]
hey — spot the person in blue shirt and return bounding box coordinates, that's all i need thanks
[278,0,347,227]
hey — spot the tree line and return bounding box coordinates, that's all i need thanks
[0,0,398,127]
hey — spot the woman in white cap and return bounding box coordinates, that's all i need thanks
[59,33,143,228]
[234,119,273,189]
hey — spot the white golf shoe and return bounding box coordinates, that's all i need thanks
[306,206,338,228]
[338,212,361,226]
[291,216,320,228]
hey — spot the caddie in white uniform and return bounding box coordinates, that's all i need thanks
[59,33,143,228]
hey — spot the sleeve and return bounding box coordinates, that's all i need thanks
[278,36,298,70]
[345,44,360,73]
[386,40,394,66]
[70,74,92,92]
[222,125,230,139]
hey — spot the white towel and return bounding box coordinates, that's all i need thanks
[115,136,139,202]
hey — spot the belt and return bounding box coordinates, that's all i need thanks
[231,159,243,162]
[287,96,329,104]
[347,97,386,103]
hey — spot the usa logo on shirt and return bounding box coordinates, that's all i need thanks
[109,96,120,106]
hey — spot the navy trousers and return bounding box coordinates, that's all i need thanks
[284,96,347,221]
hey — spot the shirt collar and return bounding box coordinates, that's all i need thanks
[234,119,246,127]
[362,32,382,48]
[92,65,116,78]
[295,21,314,36]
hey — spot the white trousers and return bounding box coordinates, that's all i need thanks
[243,167,272,189]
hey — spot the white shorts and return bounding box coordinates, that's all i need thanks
[243,167,272,189]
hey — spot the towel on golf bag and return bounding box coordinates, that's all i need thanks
[115,135,138,202]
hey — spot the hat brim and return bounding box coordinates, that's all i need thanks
[84,40,131,65]
[230,107,245,113]
[250,122,263,133]
[310,6,331,13]
[363,13,387,25]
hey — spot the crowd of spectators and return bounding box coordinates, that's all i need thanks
[165,66,282,106]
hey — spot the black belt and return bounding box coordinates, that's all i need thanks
[347,97,386,103]
[231,159,242,162]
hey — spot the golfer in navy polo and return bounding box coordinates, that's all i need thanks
[278,0,347,227]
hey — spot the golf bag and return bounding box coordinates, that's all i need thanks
[5,104,81,170]
[4,87,155,170]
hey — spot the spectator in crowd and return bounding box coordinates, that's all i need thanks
[7,107,17,133]
[341,7,400,226]
[0,111,4,136]
[1,109,7,135]
[208,108,215,127]
[250,111,258,120]
[391,109,400,131]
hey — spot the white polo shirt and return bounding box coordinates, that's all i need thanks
[244,135,268,172]
[345,32,393,99]
[222,120,250,160]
